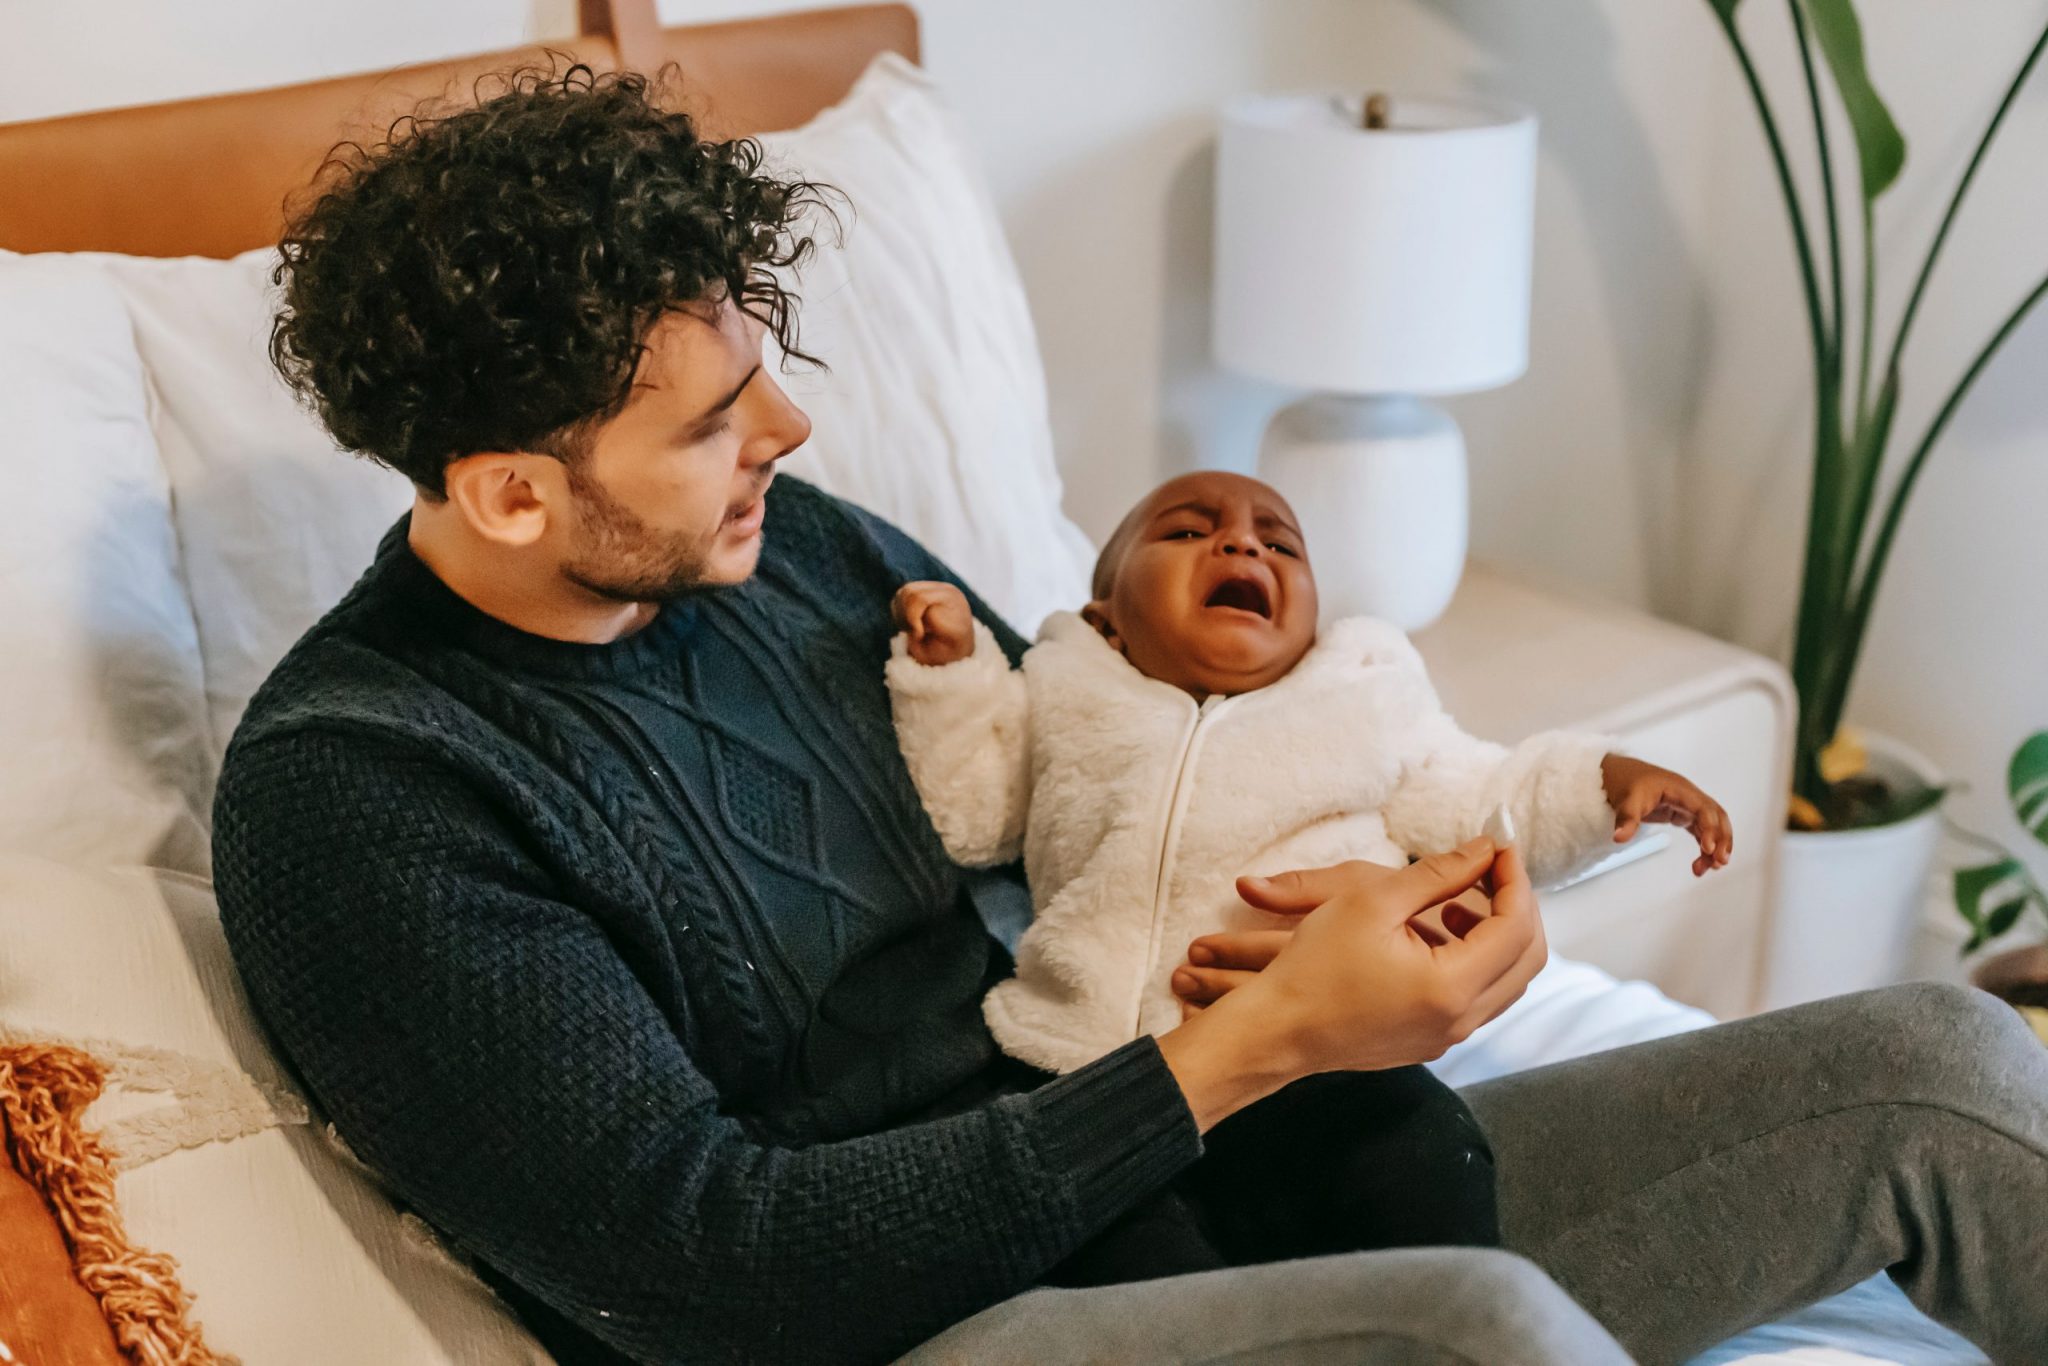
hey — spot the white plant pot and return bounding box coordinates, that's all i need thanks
[1761,735,1944,1010]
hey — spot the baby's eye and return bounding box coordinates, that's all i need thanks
[1163,529,1203,541]
[1266,541,1300,557]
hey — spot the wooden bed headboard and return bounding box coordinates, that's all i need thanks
[0,0,917,259]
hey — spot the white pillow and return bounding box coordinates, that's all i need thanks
[0,853,551,1364]
[759,53,1095,633]
[0,255,214,873]
[85,249,415,760]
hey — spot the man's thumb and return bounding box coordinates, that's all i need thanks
[1237,863,1362,915]
[1389,837,1497,914]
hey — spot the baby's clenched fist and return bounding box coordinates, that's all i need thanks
[892,581,976,666]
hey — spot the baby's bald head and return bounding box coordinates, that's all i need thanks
[1090,500,1151,602]
[1083,471,1318,697]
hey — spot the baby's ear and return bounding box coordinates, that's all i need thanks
[1080,601,1122,651]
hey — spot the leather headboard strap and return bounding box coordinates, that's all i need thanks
[579,0,664,75]
[0,4,918,258]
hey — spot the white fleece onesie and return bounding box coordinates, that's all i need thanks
[886,611,1619,1075]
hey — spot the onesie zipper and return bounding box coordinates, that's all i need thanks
[1134,692,1240,1037]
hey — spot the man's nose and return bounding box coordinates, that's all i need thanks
[771,400,813,463]
[748,375,812,466]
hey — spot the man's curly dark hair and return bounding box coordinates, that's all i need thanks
[270,63,834,495]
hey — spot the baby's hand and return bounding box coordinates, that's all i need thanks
[892,581,976,666]
[1600,754,1733,877]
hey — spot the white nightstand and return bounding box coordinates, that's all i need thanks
[1411,566,1795,1019]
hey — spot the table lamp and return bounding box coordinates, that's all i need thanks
[1213,90,1537,630]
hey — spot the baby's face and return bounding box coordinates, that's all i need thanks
[1087,472,1318,698]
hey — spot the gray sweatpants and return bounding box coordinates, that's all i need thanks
[901,983,2048,1364]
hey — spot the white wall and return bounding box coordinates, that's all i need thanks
[8,0,2046,906]
[0,1,580,119]
[898,0,1732,618]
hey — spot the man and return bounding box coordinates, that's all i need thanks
[216,65,2048,1365]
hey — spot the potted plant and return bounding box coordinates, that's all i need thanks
[1704,0,2048,1005]
[1953,732,2048,1040]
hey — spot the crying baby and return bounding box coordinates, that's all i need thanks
[883,469,1731,1288]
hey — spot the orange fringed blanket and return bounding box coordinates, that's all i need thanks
[0,1041,219,1366]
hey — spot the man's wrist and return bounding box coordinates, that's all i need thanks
[1154,988,1309,1132]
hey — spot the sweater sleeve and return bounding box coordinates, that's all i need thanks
[1378,680,1622,890]
[886,621,1033,867]
[212,730,1200,1366]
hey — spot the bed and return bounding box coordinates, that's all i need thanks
[0,1,1977,1360]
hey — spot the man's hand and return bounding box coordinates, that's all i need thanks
[1601,754,1732,877]
[1168,865,1496,1021]
[1171,928,1294,1021]
[891,581,976,666]
[1155,839,1546,1130]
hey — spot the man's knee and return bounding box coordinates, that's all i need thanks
[1452,1247,1570,1306]
[904,1251,1629,1365]
[1212,1249,1625,1365]
[1854,981,2028,1062]
[1818,981,2045,1118]
[1424,1249,1628,1362]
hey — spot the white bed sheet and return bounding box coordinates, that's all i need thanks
[1431,958,1986,1366]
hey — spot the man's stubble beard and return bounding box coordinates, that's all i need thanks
[559,461,724,604]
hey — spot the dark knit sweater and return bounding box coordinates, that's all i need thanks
[211,477,1204,1365]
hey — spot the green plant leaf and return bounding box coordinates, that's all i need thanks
[1955,858,2025,928]
[1878,780,1948,826]
[2007,730,2048,845]
[1797,0,1906,200]
[1709,0,1742,20]
[1985,897,2030,941]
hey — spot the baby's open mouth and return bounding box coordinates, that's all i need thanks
[1204,578,1272,619]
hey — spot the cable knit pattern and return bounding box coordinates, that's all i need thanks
[211,477,1204,1366]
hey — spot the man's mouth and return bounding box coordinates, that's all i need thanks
[1203,577,1272,619]
[723,474,775,534]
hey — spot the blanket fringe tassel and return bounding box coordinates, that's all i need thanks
[0,1041,219,1366]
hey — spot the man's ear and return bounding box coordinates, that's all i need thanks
[1081,600,1123,652]
[442,452,560,548]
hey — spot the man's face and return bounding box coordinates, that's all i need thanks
[1090,472,1318,697]
[560,301,811,601]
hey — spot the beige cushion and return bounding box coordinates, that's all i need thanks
[0,854,550,1364]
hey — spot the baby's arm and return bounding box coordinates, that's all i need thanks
[1368,631,1617,886]
[1381,708,1618,889]
[887,582,1032,868]
[1379,649,1732,882]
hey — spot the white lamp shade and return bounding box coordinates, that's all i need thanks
[1213,92,1537,395]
